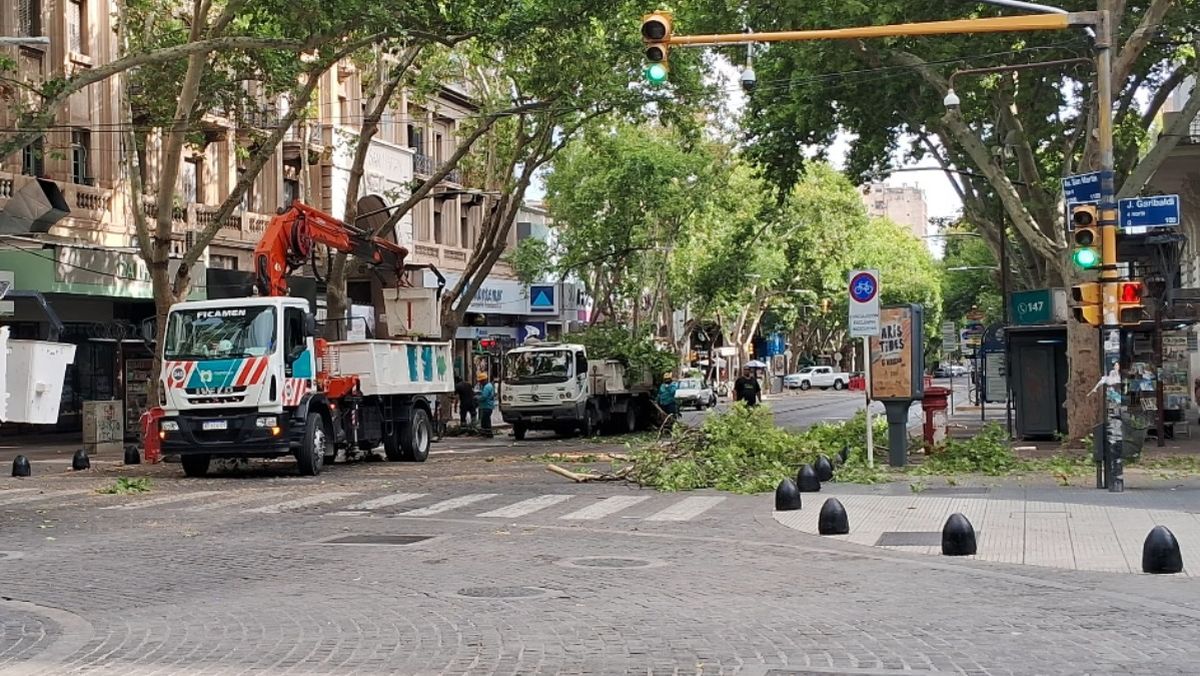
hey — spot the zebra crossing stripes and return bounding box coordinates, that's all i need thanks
[345,493,427,511]
[181,491,292,512]
[100,491,224,511]
[558,496,649,521]
[0,489,91,506]
[242,492,360,514]
[398,493,498,516]
[477,494,572,518]
[643,496,725,521]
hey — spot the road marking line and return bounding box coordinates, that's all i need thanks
[398,493,498,516]
[0,489,90,506]
[477,494,572,518]
[559,496,649,521]
[242,492,359,514]
[345,493,427,510]
[180,491,290,512]
[100,491,223,510]
[644,496,726,522]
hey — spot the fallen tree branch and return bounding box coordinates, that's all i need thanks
[545,463,632,483]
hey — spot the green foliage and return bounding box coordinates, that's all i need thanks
[629,406,889,493]
[504,238,552,285]
[97,477,152,495]
[913,424,1016,476]
[568,323,676,381]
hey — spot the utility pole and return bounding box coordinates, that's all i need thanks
[641,5,1119,486]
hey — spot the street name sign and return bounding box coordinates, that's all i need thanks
[1062,171,1102,210]
[848,269,881,337]
[940,321,958,353]
[1119,194,1180,230]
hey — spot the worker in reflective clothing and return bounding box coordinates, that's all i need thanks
[477,372,496,437]
[657,372,678,420]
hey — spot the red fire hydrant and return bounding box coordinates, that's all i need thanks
[140,406,165,464]
[922,386,951,447]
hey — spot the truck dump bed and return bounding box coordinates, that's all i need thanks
[324,340,453,396]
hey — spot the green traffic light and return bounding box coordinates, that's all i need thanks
[644,63,668,84]
[1072,247,1099,269]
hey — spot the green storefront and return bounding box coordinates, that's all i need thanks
[0,245,205,436]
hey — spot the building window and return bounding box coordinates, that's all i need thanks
[22,138,44,177]
[433,209,443,245]
[407,124,422,151]
[66,0,85,54]
[210,254,239,270]
[283,178,299,207]
[338,95,350,123]
[238,169,258,212]
[18,0,41,37]
[71,129,91,185]
[434,132,443,164]
[516,221,532,241]
[180,158,197,203]
[461,214,471,250]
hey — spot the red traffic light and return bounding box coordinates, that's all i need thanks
[1119,282,1142,303]
[641,13,671,42]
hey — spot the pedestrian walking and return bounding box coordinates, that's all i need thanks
[454,377,477,427]
[477,372,496,437]
[657,372,679,422]
[734,368,761,407]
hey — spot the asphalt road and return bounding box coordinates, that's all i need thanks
[1,442,1198,675]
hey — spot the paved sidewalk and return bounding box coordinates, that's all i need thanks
[774,483,1200,575]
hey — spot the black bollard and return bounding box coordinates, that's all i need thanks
[11,455,30,478]
[1142,525,1183,574]
[774,478,802,511]
[818,498,849,535]
[124,445,141,465]
[941,513,977,556]
[796,464,821,492]
[814,454,834,482]
[71,449,90,471]
[837,445,849,465]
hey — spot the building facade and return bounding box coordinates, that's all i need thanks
[859,181,929,239]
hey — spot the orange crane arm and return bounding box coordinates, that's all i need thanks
[252,201,410,297]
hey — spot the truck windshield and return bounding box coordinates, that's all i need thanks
[164,306,276,360]
[504,350,572,384]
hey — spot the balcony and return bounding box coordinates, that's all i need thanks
[0,170,112,228]
[140,196,271,247]
[413,152,461,184]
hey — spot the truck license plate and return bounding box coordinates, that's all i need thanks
[202,420,228,431]
[530,416,545,422]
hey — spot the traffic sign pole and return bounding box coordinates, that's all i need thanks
[864,337,873,469]
[848,269,880,469]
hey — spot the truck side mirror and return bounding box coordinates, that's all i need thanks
[303,315,317,338]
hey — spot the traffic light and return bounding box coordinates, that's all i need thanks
[1070,204,1100,269]
[641,11,673,85]
[1071,282,1101,327]
[1117,281,1145,326]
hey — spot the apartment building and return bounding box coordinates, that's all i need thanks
[0,1,572,429]
[859,181,930,239]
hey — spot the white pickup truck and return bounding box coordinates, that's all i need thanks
[784,366,851,391]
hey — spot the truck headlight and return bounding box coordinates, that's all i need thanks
[160,420,179,432]
[559,392,571,400]
[501,394,511,402]
[256,416,278,428]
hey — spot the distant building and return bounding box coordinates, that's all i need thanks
[859,182,929,239]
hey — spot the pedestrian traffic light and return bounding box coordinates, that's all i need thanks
[1071,282,1101,327]
[1071,204,1100,269]
[641,11,672,85]
[1117,281,1145,326]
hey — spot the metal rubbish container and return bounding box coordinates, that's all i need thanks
[922,386,951,447]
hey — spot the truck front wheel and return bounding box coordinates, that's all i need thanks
[181,455,210,477]
[513,423,527,441]
[580,406,599,438]
[297,413,328,476]
[400,408,431,462]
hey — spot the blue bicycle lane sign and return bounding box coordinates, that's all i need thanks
[848,269,881,337]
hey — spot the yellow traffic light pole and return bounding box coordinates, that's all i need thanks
[654,8,1125,490]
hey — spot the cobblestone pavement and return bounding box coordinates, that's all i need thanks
[3,455,1200,675]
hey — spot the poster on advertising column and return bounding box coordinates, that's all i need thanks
[869,304,925,401]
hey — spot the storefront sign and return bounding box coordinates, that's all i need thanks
[869,304,925,401]
[54,246,205,300]
[528,284,558,313]
[422,271,557,317]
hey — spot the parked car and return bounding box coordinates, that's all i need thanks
[784,366,851,390]
[675,377,717,410]
[933,365,950,378]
